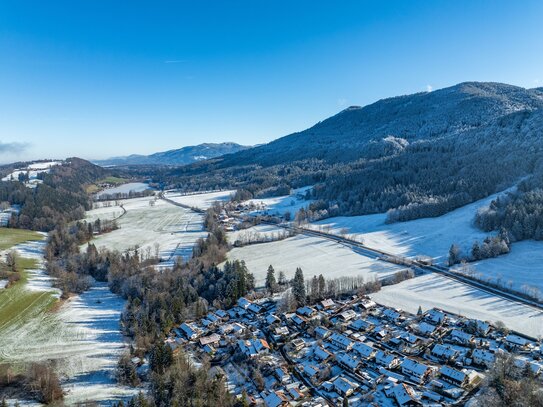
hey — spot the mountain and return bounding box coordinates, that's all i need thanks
[94,142,250,167]
[165,82,543,222]
[215,82,543,166]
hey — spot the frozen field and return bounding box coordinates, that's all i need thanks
[225,234,404,287]
[371,273,543,338]
[97,182,150,198]
[309,189,514,263]
[91,197,206,263]
[453,240,543,294]
[244,186,314,217]
[165,190,235,209]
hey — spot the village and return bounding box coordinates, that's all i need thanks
[165,291,543,407]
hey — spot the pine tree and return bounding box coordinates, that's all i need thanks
[292,267,306,307]
[265,265,277,294]
[417,305,423,316]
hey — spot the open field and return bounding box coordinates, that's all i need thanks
[0,228,42,250]
[371,273,543,338]
[225,233,405,287]
[85,204,125,223]
[0,233,138,403]
[452,239,543,294]
[91,196,206,264]
[244,186,314,217]
[309,188,515,263]
[164,190,235,209]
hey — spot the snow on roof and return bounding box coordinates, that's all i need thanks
[328,332,353,349]
[264,391,287,407]
[337,353,360,370]
[321,298,335,308]
[417,321,436,335]
[431,344,458,359]
[353,341,374,358]
[339,309,357,320]
[199,333,220,346]
[451,329,474,342]
[401,358,430,376]
[375,350,397,366]
[392,383,418,406]
[472,348,495,363]
[332,376,358,393]
[313,346,332,361]
[505,334,529,346]
[426,309,446,323]
[237,297,252,309]
[439,365,466,383]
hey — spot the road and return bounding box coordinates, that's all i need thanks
[266,221,543,312]
[161,191,543,313]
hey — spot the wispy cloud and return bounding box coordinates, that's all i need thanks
[337,98,348,107]
[426,84,433,92]
[0,141,30,155]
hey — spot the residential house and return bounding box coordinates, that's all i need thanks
[401,358,433,383]
[392,383,422,406]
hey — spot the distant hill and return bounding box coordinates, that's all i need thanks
[165,82,543,221]
[94,142,250,167]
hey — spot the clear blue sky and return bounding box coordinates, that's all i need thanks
[0,0,542,163]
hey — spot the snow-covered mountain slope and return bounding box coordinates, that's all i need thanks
[94,142,250,167]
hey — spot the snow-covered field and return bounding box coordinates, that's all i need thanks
[0,239,138,404]
[97,182,150,198]
[453,240,543,294]
[91,197,206,264]
[85,204,125,223]
[225,234,405,286]
[227,224,290,245]
[165,190,235,209]
[1,160,62,188]
[371,273,543,338]
[309,189,514,263]
[244,186,314,217]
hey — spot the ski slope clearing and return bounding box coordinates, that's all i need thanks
[309,189,514,263]
[165,190,235,210]
[244,186,314,217]
[96,182,150,198]
[91,197,206,263]
[370,273,543,338]
[225,234,404,286]
[453,240,543,294]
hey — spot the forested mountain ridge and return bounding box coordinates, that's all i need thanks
[1,158,111,231]
[161,82,543,222]
[211,82,543,166]
[94,142,250,167]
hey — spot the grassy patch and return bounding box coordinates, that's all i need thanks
[0,229,57,339]
[97,176,129,185]
[86,176,129,194]
[0,228,42,251]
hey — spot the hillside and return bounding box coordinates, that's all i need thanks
[164,82,543,222]
[94,142,250,167]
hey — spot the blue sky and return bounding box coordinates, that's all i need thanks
[0,0,542,162]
